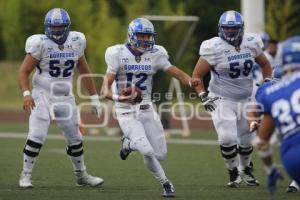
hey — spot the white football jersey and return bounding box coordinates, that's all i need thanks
[105,44,171,105]
[200,33,263,101]
[264,50,280,69]
[25,31,86,96]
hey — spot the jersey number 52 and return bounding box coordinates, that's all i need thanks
[49,60,75,77]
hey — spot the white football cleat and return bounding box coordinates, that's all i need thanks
[286,180,299,193]
[240,166,259,186]
[19,171,33,188]
[75,171,104,187]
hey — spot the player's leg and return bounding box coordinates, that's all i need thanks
[281,141,300,191]
[117,110,173,197]
[211,99,241,187]
[141,108,167,161]
[237,105,259,186]
[55,99,103,187]
[19,90,50,188]
[117,108,152,160]
[140,107,174,197]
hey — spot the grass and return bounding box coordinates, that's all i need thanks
[0,124,299,200]
[0,61,23,109]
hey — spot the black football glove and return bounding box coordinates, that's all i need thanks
[199,92,219,112]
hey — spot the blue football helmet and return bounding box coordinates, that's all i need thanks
[280,36,300,72]
[128,18,156,53]
[44,8,71,45]
[260,32,270,47]
[218,10,244,47]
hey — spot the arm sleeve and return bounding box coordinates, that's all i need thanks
[252,34,264,58]
[105,46,120,74]
[77,32,87,58]
[199,40,217,66]
[156,46,172,71]
[25,35,42,60]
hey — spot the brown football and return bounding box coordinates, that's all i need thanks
[121,86,143,103]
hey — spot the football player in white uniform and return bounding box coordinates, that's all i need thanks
[101,18,192,197]
[192,11,272,187]
[18,8,103,188]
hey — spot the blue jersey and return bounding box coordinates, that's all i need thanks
[255,81,272,101]
[257,72,300,140]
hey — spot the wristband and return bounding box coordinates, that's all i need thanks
[264,78,272,82]
[253,136,273,158]
[257,147,273,158]
[112,94,119,101]
[198,92,206,98]
[23,90,31,97]
[90,94,99,101]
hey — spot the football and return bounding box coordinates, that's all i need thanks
[121,86,143,103]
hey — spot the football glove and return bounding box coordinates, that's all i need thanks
[267,166,283,195]
[90,95,101,118]
[256,78,272,86]
[199,92,219,112]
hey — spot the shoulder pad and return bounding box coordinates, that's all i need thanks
[105,44,124,56]
[25,34,45,59]
[200,37,222,56]
[26,34,44,46]
[244,33,264,49]
[67,31,85,43]
[152,45,168,56]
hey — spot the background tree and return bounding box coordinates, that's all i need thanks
[266,0,300,40]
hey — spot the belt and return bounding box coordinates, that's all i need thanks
[140,104,150,110]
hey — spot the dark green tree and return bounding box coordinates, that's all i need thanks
[266,0,300,40]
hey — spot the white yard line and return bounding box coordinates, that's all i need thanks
[0,132,218,145]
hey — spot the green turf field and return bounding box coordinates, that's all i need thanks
[0,127,299,200]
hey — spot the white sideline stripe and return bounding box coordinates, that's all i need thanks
[0,132,218,145]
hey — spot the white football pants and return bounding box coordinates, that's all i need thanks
[210,98,254,147]
[27,89,82,145]
[116,103,167,161]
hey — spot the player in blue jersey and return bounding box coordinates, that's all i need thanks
[254,36,300,194]
[251,68,299,193]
